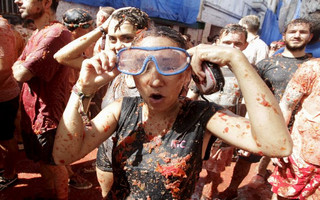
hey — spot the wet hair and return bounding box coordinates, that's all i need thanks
[132,25,188,49]
[207,34,219,43]
[303,10,320,44]
[239,15,260,34]
[219,24,248,41]
[283,18,313,34]
[63,8,93,31]
[111,7,149,32]
[51,0,59,13]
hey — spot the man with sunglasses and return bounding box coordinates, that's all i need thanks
[63,8,94,42]
[61,7,94,191]
[61,8,95,99]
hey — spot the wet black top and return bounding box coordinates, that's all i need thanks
[107,97,222,199]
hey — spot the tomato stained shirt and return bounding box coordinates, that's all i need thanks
[107,97,222,199]
[18,22,72,135]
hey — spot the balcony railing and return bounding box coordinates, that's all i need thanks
[252,0,267,12]
[0,0,19,15]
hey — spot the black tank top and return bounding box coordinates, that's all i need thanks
[108,97,221,199]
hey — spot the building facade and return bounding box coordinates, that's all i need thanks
[3,0,316,46]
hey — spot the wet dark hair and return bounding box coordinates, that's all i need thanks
[132,25,187,49]
[303,10,320,44]
[283,18,313,35]
[63,8,93,31]
[111,7,149,32]
[51,0,59,13]
[219,24,248,41]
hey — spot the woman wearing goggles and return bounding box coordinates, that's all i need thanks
[53,26,292,199]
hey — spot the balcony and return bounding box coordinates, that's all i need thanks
[251,0,268,12]
[0,0,21,23]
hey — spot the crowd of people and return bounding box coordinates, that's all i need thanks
[1,0,320,199]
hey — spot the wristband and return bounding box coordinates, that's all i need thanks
[72,85,94,126]
[99,26,107,36]
[72,84,94,100]
[99,26,107,51]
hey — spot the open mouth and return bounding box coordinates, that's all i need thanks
[150,93,164,100]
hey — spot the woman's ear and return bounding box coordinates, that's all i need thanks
[181,68,192,96]
[43,0,52,10]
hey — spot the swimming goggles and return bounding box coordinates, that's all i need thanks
[116,47,191,76]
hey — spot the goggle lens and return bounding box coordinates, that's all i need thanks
[117,47,190,76]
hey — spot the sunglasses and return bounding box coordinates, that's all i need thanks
[116,47,191,76]
[64,22,92,31]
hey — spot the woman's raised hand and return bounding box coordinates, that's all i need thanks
[77,49,120,95]
[187,44,242,82]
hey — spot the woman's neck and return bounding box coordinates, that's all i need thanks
[142,100,181,136]
[143,100,180,119]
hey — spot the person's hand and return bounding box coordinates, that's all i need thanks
[271,157,289,168]
[187,44,241,82]
[76,49,120,95]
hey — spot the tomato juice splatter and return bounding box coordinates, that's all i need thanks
[67,133,73,140]
[223,127,229,133]
[104,125,110,132]
[257,94,271,107]
[272,107,280,115]
[257,151,264,156]
[218,112,228,121]
[155,154,191,198]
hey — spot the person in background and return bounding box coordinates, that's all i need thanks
[61,7,94,190]
[52,25,292,200]
[224,18,313,199]
[61,8,95,89]
[246,18,313,192]
[274,10,320,58]
[219,18,313,200]
[12,0,73,199]
[63,8,94,45]
[268,40,285,57]
[239,14,269,66]
[0,15,20,191]
[11,19,36,153]
[13,19,36,46]
[189,23,248,199]
[269,56,320,200]
[54,7,150,198]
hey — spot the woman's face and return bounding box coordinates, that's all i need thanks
[107,19,136,53]
[133,36,191,112]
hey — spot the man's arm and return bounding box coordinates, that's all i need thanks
[279,62,314,125]
[12,61,34,82]
[0,17,19,83]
